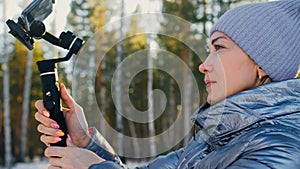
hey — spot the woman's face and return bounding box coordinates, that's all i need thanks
[199,31,260,105]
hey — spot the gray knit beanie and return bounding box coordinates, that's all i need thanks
[210,0,300,81]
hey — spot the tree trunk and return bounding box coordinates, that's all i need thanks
[128,121,140,156]
[147,39,156,156]
[3,0,12,166]
[3,54,12,168]
[168,79,176,144]
[115,0,125,156]
[182,52,193,145]
[20,50,33,161]
[179,25,193,145]
[100,87,106,136]
[3,57,12,169]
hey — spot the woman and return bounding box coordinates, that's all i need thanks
[35,0,300,168]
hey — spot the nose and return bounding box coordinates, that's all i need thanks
[199,63,206,74]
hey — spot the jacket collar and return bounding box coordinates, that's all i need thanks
[191,78,300,144]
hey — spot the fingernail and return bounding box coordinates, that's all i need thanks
[56,130,65,136]
[68,134,72,141]
[55,137,62,142]
[51,123,60,129]
[43,110,50,117]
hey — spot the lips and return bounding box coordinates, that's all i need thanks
[205,79,216,89]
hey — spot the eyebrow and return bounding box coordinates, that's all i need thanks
[211,36,228,45]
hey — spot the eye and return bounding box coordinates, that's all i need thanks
[214,45,224,51]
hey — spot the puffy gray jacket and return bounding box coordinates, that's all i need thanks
[88,79,300,169]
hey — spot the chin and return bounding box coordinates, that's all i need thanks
[207,96,215,105]
[207,95,223,105]
[208,100,216,106]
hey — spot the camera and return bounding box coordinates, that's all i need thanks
[6,0,55,50]
[22,0,54,32]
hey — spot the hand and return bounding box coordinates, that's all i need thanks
[45,138,104,169]
[35,83,91,147]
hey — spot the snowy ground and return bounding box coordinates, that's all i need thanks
[0,161,48,169]
[1,161,148,169]
[10,162,49,169]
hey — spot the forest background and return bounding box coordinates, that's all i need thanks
[1,0,296,168]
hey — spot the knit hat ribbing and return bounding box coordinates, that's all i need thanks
[210,0,300,81]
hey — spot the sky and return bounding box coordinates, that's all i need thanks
[1,0,83,36]
[0,0,161,37]
[0,0,161,60]
[0,0,73,48]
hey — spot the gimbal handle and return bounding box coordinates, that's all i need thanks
[36,36,83,147]
[37,60,68,146]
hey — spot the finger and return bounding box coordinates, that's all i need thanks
[35,100,50,117]
[60,83,76,109]
[49,157,62,168]
[40,135,63,145]
[45,147,67,158]
[37,124,65,137]
[35,112,59,129]
[48,165,61,169]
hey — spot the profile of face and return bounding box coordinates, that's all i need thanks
[199,31,267,105]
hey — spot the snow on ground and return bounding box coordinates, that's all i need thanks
[0,162,48,169]
[12,161,49,169]
[1,161,148,169]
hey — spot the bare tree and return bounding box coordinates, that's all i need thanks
[182,52,193,145]
[3,51,12,169]
[2,0,12,167]
[20,50,33,161]
[147,35,156,156]
[115,0,125,156]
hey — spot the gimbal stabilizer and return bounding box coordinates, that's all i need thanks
[6,0,84,147]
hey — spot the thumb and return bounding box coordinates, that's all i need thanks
[67,134,76,147]
[60,83,76,109]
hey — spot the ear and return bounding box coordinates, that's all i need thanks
[256,66,268,79]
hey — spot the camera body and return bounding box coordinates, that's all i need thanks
[6,0,54,50]
[21,0,54,32]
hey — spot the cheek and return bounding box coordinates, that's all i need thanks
[208,60,228,104]
[225,63,257,95]
[220,55,257,97]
